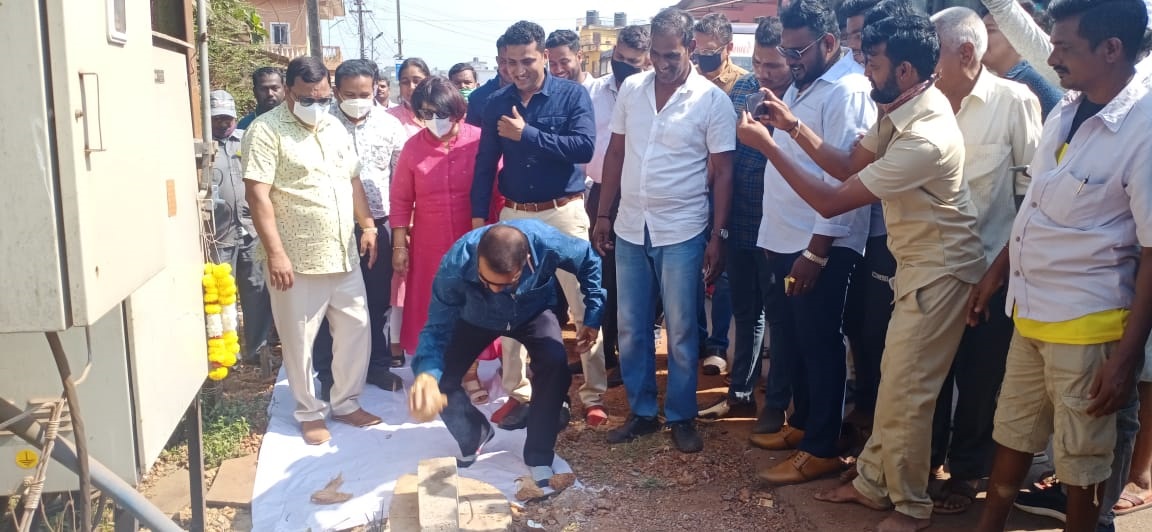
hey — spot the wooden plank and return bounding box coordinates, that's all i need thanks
[417,458,459,532]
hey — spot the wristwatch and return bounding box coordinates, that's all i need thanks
[713,228,729,240]
[801,249,828,267]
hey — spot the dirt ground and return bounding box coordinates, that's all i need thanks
[134,328,1117,532]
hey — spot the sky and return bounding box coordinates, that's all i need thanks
[322,0,677,73]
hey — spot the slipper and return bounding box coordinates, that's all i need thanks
[1114,484,1152,516]
[932,477,977,515]
[463,378,488,404]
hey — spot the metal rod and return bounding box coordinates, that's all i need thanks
[395,0,403,59]
[46,332,92,530]
[197,0,212,192]
[0,399,182,532]
[186,395,206,532]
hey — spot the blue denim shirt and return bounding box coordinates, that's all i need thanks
[465,77,503,128]
[470,72,596,218]
[1004,60,1064,119]
[411,219,605,381]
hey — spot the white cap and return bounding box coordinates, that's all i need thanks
[209,90,237,118]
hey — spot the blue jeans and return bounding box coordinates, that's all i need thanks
[763,248,858,458]
[726,244,770,401]
[616,228,706,423]
[210,233,273,360]
[1098,393,1141,531]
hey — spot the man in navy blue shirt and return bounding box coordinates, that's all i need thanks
[465,36,512,128]
[408,220,603,487]
[470,20,603,430]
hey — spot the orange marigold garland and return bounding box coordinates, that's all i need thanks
[203,263,240,380]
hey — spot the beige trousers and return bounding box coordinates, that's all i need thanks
[852,275,972,520]
[267,268,371,422]
[498,199,607,407]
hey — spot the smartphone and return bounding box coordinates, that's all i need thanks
[746,91,768,119]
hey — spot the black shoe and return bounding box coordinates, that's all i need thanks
[498,403,530,430]
[669,421,703,453]
[606,414,661,444]
[701,351,727,376]
[1013,476,1066,522]
[457,421,495,468]
[752,407,786,434]
[318,379,333,402]
[568,361,584,375]
[390,354,406,368]
[606,366,624,388]
[366,369,403,392]
[558,396,572,428]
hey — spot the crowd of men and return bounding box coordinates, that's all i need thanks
[204,0,1152,529]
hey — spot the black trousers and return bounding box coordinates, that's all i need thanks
[843,235,895,416]
[441,310,572,466]
[315,217,393,381]
[930,286,1013,480]
[585,183,619,365]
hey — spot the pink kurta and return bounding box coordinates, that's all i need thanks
[386,104,423,309]
[390,123,502,356]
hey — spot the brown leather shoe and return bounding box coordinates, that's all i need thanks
[757,451,843,484]
[332,408,382,427]
[749,426,804,450]
[301,420,331,445]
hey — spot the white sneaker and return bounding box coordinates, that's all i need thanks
[702,354,727,376]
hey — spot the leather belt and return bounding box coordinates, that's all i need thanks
[504,193,583,213]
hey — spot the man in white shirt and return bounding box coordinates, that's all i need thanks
[312,59,409,400]
[926,7,1042,515]
[750,0,875,485]
[571,25,652,426]
[546,29,596,89]
[591,7,735,454]
[972,1,1152,530]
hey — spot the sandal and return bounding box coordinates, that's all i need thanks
[463,378,488,404]
[932,477,977,515]
[1114,483,1152,516]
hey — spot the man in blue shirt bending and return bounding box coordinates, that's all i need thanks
[470,20,604,430]
[408,220,603,486]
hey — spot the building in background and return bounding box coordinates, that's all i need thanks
[250,0,344,71]
[579,11,629,77]
[673,0,779,22]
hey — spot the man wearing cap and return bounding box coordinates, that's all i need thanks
[208,90,273,365]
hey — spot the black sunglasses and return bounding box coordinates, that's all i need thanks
[295,96,333,106]
[415,109,451,120]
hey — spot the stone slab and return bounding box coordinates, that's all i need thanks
[146,468,191,517]
[389,471,512,532]
[417,457,459,531]
[206,454,257,508]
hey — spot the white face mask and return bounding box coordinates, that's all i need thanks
[426,116,455,138]
[292,101,324,127]
[339,98,374,120]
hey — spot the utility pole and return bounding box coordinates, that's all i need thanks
[351,0,372,60]
[394,0,404,59]
[306,0,322,59]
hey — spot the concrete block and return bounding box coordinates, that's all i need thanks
[417,457,459,531]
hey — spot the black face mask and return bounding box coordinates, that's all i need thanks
[696,52,724,73]
[612,60,642,84]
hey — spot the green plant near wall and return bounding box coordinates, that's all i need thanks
[198,0,273,116]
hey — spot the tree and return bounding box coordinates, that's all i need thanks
[200,0,274,115]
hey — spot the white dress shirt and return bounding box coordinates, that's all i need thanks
[586,74,618,184]
[757,50,875,254]
[955,68,1041,265]
[1007,73,1152,322]
[611,70,737,247]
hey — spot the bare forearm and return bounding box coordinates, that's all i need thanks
[597,153,624,219]
[248,195,286,258]
[392,227,409,248]
[793,123,862,181]
[352,178,375,228]
[1117,248,1152,364]
[807,234,834,257]
[710,161,732,234]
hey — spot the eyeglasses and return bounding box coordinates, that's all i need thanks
[776,36,824,61]
[294,96,333,106]
[478,269,523,292]
[415,109,451,120]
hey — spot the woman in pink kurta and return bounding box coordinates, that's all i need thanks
[391,77,502,401]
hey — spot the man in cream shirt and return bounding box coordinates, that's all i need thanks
[926,7,1042,514]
